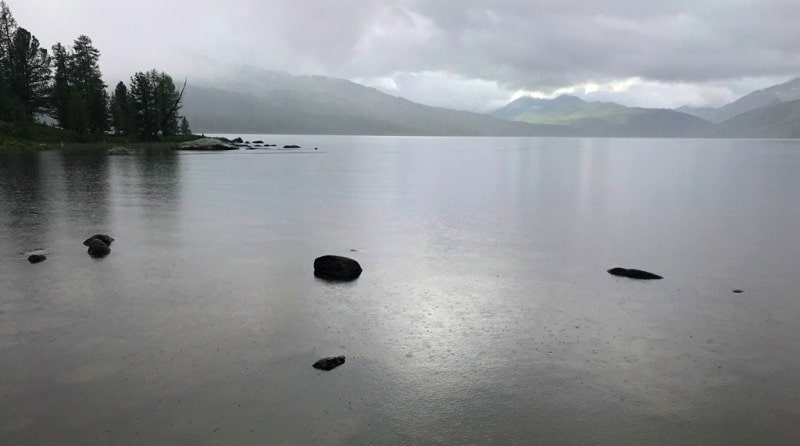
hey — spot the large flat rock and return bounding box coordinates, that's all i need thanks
[174,138,238,151]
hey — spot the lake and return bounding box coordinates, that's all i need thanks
[2,136,800,445]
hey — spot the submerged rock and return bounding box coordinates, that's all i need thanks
[87,239,111,258]
[314,255,362,281]
[83,234,114,246]
[252,140,264,144]
[28,254,47,264]
[313,356,345,371]
[607,267,662,280]
[107,147,130,155]
[732,289,744,294]
[283,144,301,149]
[174,138,238,151]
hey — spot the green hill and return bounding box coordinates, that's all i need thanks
[492,95,713,137]
[710,99,800,138]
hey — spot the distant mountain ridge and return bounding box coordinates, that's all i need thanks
[678,77,800,123]
[491,94,713,137]
[709,99,800,138]
[183,68,800,138]
[183,69,575,136]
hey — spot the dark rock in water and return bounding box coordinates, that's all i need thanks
[732,289,744,294]
[87,239,111,258]
[313,356,345,371]
[28,254,47,264]
[107,146,130,155]
[252,140,264,144]
[284,144,301,149]
[607,267,662,280]
[314,255,362,281]
[83,234,114,246]
[265,144,277,147]
[174,138,238,151]
[232,137,244,143]
[314,147,318,150]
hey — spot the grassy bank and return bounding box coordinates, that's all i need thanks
[0,122,202,153]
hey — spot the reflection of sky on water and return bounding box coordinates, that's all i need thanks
[2,138,800,444]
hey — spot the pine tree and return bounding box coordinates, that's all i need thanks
[0,2,51,122]
[69,35,107,133]
[129,70,185,139]
[130,70,157,139]
[179,116,191,135]
[0,0,17,120]
[109,81,135,136]
[50,42,72,128]
[7,28,51,117]
[155,72,180,136]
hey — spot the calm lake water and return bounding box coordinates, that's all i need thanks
[2,136,800,445]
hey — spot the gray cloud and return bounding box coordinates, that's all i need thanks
[11,0,800,110]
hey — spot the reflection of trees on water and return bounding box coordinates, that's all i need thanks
[135,148,180,212]
[0,149,182,256]
[59,152,111,230]
[0,153,50,252]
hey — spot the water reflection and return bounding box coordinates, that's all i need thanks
[0,154,50,254]
[3,138,800,445]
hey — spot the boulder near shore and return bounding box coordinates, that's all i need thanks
[87,239,111,258]
[84,234,113,258]
[107,147,131,155]
[27,254,47,264]
[607,267,662,280]
[174,138,238,151]
[314,255,362,281]
[313,356,345,371]
[83,234,114,246]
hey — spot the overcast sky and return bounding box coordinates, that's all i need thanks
[12,0,800,112]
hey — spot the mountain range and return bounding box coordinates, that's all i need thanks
[677,77,800,123]
[182,69,800,138]
[489,95,713,137]
[183,70,572,137]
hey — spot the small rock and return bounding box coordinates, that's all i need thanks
[252,140,264,144]
[732,289,744,293]
[283,145,301,149]
[232,137,244,143]
[607,267,662,280]
[314,255,362,281]
[313,356,345,371]
[28,254,47,264]
[107,147,130,155]
[87,239,111,258]
[83,234,114,246]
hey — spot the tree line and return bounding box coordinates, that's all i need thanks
[0,1,190,139]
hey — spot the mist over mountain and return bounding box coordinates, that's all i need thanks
[678,77,800,123]
[181,68,800,138]
[182,69,574,136]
